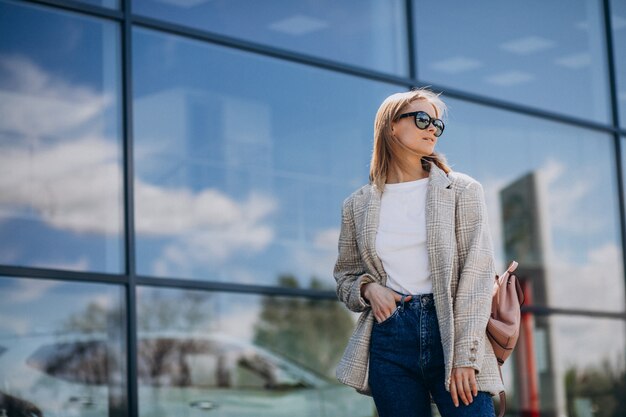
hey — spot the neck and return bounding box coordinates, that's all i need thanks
[387,161,429,184]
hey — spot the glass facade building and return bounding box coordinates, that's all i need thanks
[1,0,625,416]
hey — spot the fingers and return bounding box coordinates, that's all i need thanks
[374,304,397,323]
[450,368,477,407]
[470,373,478,397]
[456,377,469,406]
[450,379,458,407]
[392,292,413,302]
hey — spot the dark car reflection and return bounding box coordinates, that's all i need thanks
[0,332,376,417]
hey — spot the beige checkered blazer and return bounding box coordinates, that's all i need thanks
[334,160,505,397]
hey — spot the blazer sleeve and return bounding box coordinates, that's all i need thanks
[333,196,376,313]
[452,180,496,374]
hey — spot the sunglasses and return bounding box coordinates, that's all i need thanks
[397,111,445,137]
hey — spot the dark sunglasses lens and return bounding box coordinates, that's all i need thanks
[433,120,444,137]
[414,112,431,129]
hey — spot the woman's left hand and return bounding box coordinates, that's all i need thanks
[450,367,478,407]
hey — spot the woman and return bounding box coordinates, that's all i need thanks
[333,87,503,417]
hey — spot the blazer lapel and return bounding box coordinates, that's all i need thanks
[364,183,386,281]
[425,162,456,294]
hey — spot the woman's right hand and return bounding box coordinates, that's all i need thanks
[363,283,412,323]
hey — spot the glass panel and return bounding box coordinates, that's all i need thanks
[131,0,408,76]
[414,0,611,124]
[437,97,625,312]
[611,0,626,127]
[503,314,626,417]
[0,0,124,273]
[132,27,398,285]
[0,276,126,417]
[136,287,376,417]
[77,0,118,10]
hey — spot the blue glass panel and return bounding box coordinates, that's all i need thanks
[0,0,124,273]
[135,287,376,417]
[132,27,399,286]
[437,97,624,312]
[415,0,611,124]
[132,0,408,76]
[0,277,126,417]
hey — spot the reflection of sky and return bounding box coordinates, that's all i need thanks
[131,0,408,76]
[439,97,624,312]
[0,277,124,338]
[1,0,625,314]
[0,0,123,273]
[132,28,396,287]
[415,0,612,124]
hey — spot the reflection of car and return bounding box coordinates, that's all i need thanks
[0,331,376,417]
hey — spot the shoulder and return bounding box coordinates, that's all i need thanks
[448,170,484,195]
[341,183,372,213]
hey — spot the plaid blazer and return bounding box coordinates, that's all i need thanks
[333,160,505,397]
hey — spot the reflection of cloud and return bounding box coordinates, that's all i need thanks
[430,56,483,74]
[0,54,112,137]
[149,191,277,273]
[499,36,556,55]
[31,257,90,271]
[153,0,212,8]
[0,314,30,336]
[4,279,61,304]
[549,242,624,311]
[552,315,625,380]
[0,54,122,236]
[269,15,329,36]
[483,71,534,86]
[538,159,606,234]
[313,227,339,249]
[554,53,591,69]
[0,54,278,267]
[217,308,260,342]
[484,158,625,311]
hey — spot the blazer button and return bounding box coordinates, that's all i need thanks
[473,340,479,345]
[469,356,476,362]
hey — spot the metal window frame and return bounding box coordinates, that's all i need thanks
[1,0,626,414]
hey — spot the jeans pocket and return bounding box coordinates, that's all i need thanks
[375,306,401,326]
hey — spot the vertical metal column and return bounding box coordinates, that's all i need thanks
[121,0,138,414]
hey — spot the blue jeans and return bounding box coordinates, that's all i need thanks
[368,292,495,417]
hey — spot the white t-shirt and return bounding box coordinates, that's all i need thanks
[375,177,432,295]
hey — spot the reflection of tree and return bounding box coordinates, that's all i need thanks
[59,290,214,388]
[252,274,354,378]
[565,357,626,417]
[62,290,213,334]
[137,290,212,332]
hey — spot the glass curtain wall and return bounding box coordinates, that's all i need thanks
[1,0,625,416]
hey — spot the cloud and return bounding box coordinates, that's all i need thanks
[483,158,625,311]
[0,315,31,336]
[2,279,62,304]
[0,54,278,268]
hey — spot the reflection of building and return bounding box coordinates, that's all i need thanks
[501,172,562,417]
[1,1,626,417]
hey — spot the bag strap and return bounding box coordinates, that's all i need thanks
[497,365,506,417]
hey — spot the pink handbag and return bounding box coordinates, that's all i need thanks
[488,260,525,417]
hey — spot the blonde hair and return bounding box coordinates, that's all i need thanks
[369,87,452,191]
